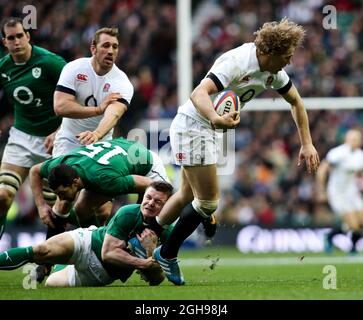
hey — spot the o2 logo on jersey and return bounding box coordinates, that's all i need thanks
[13,86,42,107]
[76,73,88,82]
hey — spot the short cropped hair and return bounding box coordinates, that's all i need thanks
[147,181,173,198]
[1,17,27,38]
[91,27,119,46]
[254,18,305,55]
[48,164,79,190]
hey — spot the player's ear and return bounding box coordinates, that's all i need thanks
[90,44,96,55]
[25,31,30,41]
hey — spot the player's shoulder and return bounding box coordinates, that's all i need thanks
[327,144,347,158]
[32,45,64,61]
[0,53,12,70]
[116,204,141,219]
[215,42,255,71]
[65,57,91,68]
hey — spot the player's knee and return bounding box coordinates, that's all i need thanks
[45,271,69,287]
[192,198,219,219]
[0,170,22,205]
[33,243,52,262]
[42,186,57,206]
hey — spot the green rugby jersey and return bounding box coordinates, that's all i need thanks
[0,45,66,136]
[91,204,172,262]
[40,137,153,196]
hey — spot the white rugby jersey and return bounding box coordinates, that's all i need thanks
[326,144,363,195]
[55,57,134,140]
[178,42,291,126]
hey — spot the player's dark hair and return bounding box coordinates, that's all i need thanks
[1,17,27,38]
[91,27,119,46]
[48,164,79,190]
[148,181,173,198]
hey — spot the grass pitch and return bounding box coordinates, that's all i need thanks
[1,246,362,300]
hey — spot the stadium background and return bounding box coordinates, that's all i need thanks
[0,0,363,253]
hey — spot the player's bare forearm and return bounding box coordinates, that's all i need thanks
[29,164,47,208]
[93,102,126,138]
[290,103,313,146]
[102,235,152,269]
[190,78,220,123]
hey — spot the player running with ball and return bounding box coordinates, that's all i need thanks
[150,18,320,285]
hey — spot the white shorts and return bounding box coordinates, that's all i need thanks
[170,113,222,166]
[52,130,112,157]
[146,151,170,183]
[328,191,363,215]
[1,127,51,168]
[66,227,114,287]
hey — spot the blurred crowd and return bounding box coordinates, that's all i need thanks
[1,0,363,229]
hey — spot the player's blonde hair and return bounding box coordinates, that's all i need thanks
[254,18,305,55]
[91,27,119,46]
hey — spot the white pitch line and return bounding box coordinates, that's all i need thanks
[180,256,363,267]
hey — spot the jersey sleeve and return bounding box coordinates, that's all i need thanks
[326,148,341,165]
[106,210,137,241]
[272,69,291,92]
[39,159,52,179]
[39,157,63,179]
[55,61,77,95]
[45,54,67,83]
[206,53,240,90]
[112,74,134,108]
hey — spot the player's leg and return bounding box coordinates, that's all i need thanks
[154,164,219,285]
[0,163,28,239]
[35,197,74,283]
[160,164,219,259]
[158,167,194,225]
[342,211,361,254]
[0,232,74,270]
[45,266,71,287]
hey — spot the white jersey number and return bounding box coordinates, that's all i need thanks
[78,142,128,165]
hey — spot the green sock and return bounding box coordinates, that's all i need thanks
[0,214,6,239]
[0,246,34,270]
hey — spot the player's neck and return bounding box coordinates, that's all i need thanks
[12,44,32,64]
[91,57,111,76]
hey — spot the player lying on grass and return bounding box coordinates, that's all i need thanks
[28,136,169,282]
[0,181,173,287]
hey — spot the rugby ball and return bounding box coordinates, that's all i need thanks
[213,90,241,116]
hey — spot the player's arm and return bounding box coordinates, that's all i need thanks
[76,101,127,145]
[315,160,331,202]
[102,234,154,269]
[190,78,240,129]
[29,164,55,228]
[281,84,320,173]
[53,90,121,119]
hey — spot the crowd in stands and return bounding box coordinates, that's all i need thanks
[1,0,363,229]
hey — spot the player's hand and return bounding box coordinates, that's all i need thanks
[139,256,156,269]
[298,144,320,174]
[76,130,102,145]
[98,93,122,114]
[44,132,56,155]
[38,204,55,228]
[212,111,240,130]
[137,229,158,256]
